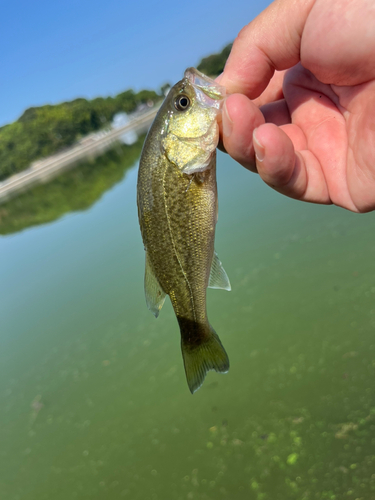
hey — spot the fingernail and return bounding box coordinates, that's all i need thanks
[253,128,265,162]
[222,101,233,138]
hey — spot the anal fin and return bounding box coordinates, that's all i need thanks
[144,252,166,317]
[208,251,231,291]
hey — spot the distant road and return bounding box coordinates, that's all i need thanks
[0,104,161,203]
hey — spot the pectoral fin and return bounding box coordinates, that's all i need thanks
[144,252,166,317]
[208,251,231,291]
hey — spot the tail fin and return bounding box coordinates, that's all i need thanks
[180,320,229,394]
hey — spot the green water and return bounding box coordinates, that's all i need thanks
[1,149,375,500]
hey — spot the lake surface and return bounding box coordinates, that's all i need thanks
[1,147,375,500]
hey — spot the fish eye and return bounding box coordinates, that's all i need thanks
[174,95,190,111]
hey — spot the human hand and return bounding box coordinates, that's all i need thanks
[219,0,375,212]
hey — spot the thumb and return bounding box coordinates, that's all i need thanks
[220,0,315,98]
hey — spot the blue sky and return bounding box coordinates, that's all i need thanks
[1,0,272,127]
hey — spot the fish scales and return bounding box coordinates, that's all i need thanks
[137,68,231,393]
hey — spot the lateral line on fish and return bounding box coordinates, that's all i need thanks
[162,166,197,322]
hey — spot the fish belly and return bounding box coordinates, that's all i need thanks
[140,154,217,320]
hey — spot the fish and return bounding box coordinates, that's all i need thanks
[137,68,231,394]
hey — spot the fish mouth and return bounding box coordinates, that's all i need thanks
[184,68,226,109]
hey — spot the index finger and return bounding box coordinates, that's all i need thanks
[220,0,315,98]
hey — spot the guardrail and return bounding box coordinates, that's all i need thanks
[0,104,161,203]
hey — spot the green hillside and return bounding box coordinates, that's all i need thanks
[0,90,158,181]
[197,43,232,77]
[0,43,232,181]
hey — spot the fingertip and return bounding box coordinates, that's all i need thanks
[221,94,265,171]
[223,94,248,123]
[253,128,265,162]
[253,124,296,187]
[222,98,234,139]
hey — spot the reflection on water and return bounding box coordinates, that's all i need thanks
[1,150,375,500]
[0,137,144,236]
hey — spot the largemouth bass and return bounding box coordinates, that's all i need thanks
[137,68,230,393]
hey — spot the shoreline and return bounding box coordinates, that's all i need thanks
[0,104,160,204]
